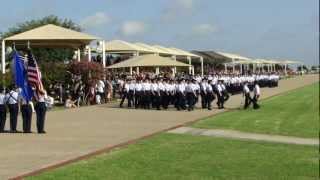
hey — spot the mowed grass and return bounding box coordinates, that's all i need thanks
[193,83,319,138]
[28,133,318,180]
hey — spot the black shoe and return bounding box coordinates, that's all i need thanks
[38,131,46,134]
[23,131,32,133]
[10,130,18,133]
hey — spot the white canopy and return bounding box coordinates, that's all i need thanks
[105,40,152,53]
[3,24,98,48]
[107,54,190,68]
[216,51,251,61]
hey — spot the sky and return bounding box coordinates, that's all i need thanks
[0,0,318,65]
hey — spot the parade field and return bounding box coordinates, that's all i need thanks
[27,134,318,180]
[193,83,319,138]
[16,77,319,179]
[27,78,319,180]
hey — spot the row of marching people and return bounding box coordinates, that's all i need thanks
[119,77,230,111]
[0,85,48,134]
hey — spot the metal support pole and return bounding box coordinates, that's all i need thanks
[102,40,106,67]
[1,40,5,74]
[172,55,177,74]
[192,66,195,76]
[130,67,133,75]
[284,64,287,75]
[200,57,204,77]
[88,46,91,62]
[187,56,192,75]
[77,48,81,62]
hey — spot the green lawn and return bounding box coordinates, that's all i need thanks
[193,83,319,138]
[28,133,318,180]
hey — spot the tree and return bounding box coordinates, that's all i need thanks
[68,61,104,86]
[0,15,82,63]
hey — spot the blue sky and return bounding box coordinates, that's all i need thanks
[0,0,318,65]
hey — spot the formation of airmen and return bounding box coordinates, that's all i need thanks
[119,73,279,111]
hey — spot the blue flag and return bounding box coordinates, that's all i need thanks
[13,51,34,101]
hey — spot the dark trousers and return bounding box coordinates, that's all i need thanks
[205,92,214,110]
[186,92,195,111]
[152,93,161,110]
[200,91,207,108]
[223,90,229,102]
[128,90,134,107]
[252,95,260,109]
[176,92,186,110]
[8,104,18,131]
[0,105,6,131]
[216,92,224,109]
[21,104,32,132]
[35,102,47,133]
[162,92,170,109]
[244,93,252,109]
[119,91,128,107]
[143,91,151,109]
[135,91,142,108]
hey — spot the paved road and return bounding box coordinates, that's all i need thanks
[0,74,318,179]
[168,127,318,146]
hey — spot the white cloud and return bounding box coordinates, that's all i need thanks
[119,21,146,36]
[80,12,111,29]
[161,0,195,22]
[192,24,216,35]
[176,0,194,10]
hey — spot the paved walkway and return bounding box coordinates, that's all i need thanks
[168,127,318,146]
[0,75,318,179]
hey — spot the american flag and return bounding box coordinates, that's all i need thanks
[27,50,44,94]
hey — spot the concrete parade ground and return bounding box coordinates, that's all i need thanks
[0,74,318,179]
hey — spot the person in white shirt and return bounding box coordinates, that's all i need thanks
[158,79,165,108]
[96,80,105,103]
[120,79,130,108]
[200,78,208,109]
[142,79,151,109]
[151,79,160,110]
[176,79,186,111]
[6,85,19,133]
[162,79,171,109]
[243,81,252,109]
[35,90,48,134]
[134,79,143,108]
[252,81,261,109]
[19,91,33,133]
[206,80,215,110]
[193,79,200,106]
[65,95,77,108]
[216,80,224,109]
[0,85,7,133]
[185,79,196,111]
[128,79,135,107]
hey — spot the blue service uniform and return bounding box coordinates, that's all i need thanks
[35,94,47,133]
[6,90,19,132]
[19,95,33,133]
[0,92,6,132]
